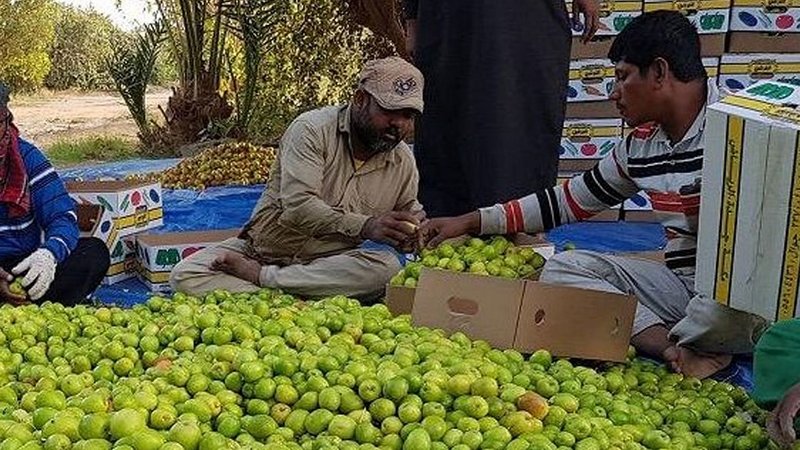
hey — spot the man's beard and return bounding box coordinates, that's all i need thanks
[353,113,401,155]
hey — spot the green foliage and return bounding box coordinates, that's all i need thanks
[45,4,126,90]
[107,21,169,141]
[0,0,57,91]
[45,136,139,167]
[247,0,390,142]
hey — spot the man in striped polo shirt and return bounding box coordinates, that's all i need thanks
[0,82,110,305]
[421,11,765,378]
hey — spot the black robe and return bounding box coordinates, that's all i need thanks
[406,0,572,216]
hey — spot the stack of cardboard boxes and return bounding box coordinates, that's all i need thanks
[562,0,654,221]
[68,180,239,292]
[68,180,164,286]
[721,0,800,91]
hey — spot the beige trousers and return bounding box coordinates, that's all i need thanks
[170,238,401,301]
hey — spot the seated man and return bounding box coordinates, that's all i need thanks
[421,11,757,378]
[171,57,425,301]
[0,82,110,305]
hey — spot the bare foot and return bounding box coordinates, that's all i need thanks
[672,346,732,379]
[662,345,681,373]
[211,252,261,285]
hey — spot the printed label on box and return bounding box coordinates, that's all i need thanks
[561,118,623,159]
[566,0,643,36]
[68,181,164,238]
[644,0,732,33]
[720,53,800,92]
[730,0,800,31]
[567,59,617,102]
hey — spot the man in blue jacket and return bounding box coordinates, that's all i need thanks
[0,82,109,305]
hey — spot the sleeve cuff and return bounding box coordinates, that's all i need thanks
[479,205,507,235]
[339,213,372,238]
[42,241,67,264]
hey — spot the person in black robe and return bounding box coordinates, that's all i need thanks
[404,0,599,216]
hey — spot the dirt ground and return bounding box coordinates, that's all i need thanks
[11,89,171,148]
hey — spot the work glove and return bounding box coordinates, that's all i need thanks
[12,249,57,301]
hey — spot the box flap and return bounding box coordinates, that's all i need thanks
[412,269,526,348]
[711,81,800,129]
[514,282,636,362]
[66,180,158,193]
[76,204,102,233]
[136,229,240,247]
[385,285,416,316]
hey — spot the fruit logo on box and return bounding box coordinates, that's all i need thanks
[730,0,800,31]
[68,181,164,238]
[566,0,643,36]
[560,119,623,159]
[644,0,731,33]
[720,53,800,92]
[567,60,616,102]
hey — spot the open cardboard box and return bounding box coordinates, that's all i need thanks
[411,269,636,362]
[385,234,555,317]
[67,180,164,237]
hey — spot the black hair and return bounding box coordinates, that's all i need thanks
[608,10,706,82]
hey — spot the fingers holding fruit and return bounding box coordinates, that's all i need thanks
[0,268,27,305]
[361,211,421,249]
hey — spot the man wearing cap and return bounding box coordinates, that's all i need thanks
[0,82,110,305]
[171,57,425,301]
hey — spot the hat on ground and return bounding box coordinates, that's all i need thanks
[358,57,424,113]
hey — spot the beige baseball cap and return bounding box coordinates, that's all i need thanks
[358,57,424,113]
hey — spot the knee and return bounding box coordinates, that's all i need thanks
[539,250,597,282]
[81,237,111,276]
[373,251,403,282]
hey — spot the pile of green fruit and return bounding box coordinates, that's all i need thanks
[391,236,547,288]
[0,289,781,449]
[127,142,276,190]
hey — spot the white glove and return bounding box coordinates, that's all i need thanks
[12,249,57,301]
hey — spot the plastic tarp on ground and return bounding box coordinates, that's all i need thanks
[59,159,752,389]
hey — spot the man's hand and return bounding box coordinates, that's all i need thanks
[768,382,800,448]
[0,267,27,305]
[361,211,421,249]
[419,211,481,248]
[12,249,57,301]
[573,0,600,43]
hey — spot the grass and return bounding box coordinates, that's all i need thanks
[45,136,141,167]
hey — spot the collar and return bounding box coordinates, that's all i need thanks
[654,78,719,145]
[337,104,400,167]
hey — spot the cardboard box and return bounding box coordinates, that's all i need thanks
[566,0,643,36]
[567,59,616,102]
[644,0,732,33]
[412,269,637,361]
[719,53,800,91]
[560,119,622,159]
[704,57,721,85]
[566,101,619,118]
[728,31,800,53]
[105,237,137,285]
[135,229,240,292]
[730,0,800,32]
[561,118,623,159]
[67,180,164,238]
[76,204,117,249]
[696,80,800,320]
[571,36,615,59]
[701,33,727,56]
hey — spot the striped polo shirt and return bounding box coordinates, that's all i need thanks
[480,82,719,282]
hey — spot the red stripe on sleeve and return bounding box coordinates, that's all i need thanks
[503,202,517,234]
[564,181,593,221]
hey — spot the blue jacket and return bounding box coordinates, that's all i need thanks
[0,138,79,263]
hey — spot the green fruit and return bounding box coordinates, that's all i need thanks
[109,408,146,440]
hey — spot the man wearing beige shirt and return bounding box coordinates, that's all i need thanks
[171,57,425,301]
